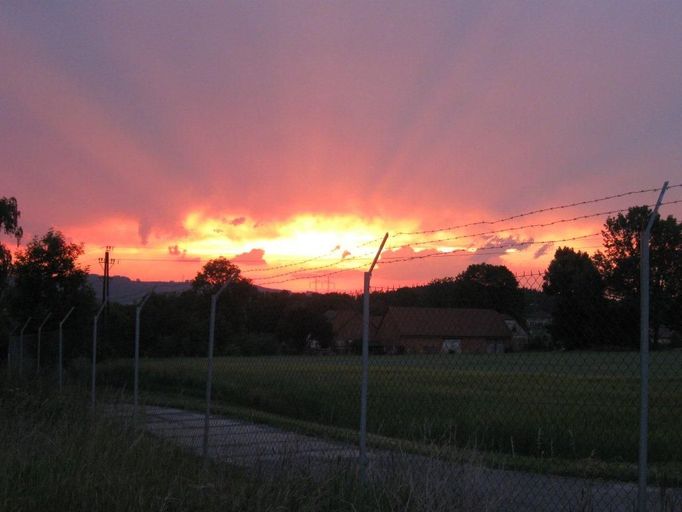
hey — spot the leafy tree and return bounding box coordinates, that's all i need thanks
[592,206,682,345]
[276,306,333,353]
[425,263,524,319]
[0,246,11,299]
[12,229,96,323]
[0,197,23,294]
[133,291,207,357]
[192,257,247,294]
[543,247,603,349]
[192,257,260,353]
[0,197,23,240]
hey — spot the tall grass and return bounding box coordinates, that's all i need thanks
[88,352,682,473]
[0,379,491,512]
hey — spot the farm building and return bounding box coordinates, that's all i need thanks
[373,306,515,354]
[325,310,382,353]
[501,314,530,351]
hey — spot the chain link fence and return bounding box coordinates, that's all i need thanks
[5,268,682,511]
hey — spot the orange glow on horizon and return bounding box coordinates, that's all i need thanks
[60,208,611,292]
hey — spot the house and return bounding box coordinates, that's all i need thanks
[501,314,529,351]
[656,325,679,346]
[374,306,514,354]
[526,311,553,348]
[324,310,381,353]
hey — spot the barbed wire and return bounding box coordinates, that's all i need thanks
[248,194,682,284]
[394,183,682,237]
[104,236,390,282]
[255,233,602,287]
[405,199,682,248]
[380,233,601,264]
[145,193,682,283]
[84,188,681,287]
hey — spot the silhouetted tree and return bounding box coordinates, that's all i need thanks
[0,197,23,294]
[425,263,524,320]
[192,257,246,294]
[543,247,603,349]
[11,229,96,328]
[592,206,682,345]
[277,306,333,353]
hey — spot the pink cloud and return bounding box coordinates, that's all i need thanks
[232,248,267,267]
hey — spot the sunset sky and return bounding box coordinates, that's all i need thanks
[2,2,681,292]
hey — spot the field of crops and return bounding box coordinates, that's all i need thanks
[93,351,682,477]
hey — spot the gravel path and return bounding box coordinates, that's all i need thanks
[107,404,682,512]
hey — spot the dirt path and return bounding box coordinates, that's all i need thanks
[109,404,682,512]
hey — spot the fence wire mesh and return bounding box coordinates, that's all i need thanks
[4,267,682,511]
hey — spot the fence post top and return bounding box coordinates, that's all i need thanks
[59,306,75,326]
[137,291,153,310]
[212,278,233,300]
[38,312,52,329]
[644,181,669,235]
[94,302,106,320]
[20,317,32,333]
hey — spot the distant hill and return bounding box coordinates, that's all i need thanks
[87,274,283,304]
[87,275,192,304]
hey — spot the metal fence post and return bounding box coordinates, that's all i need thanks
[7,324,17,377]
[19,317,31,378]
[36,312,52,374]
[359,271,371,480]
[203,280,232,463]
[134,293,152,421]
[358,233,388,482]
[638,181,668,512]
[92,303,106,411]
[58,307,75,392]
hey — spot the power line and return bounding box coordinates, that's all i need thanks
[116,258,202,263]
[114,237,389,278]
[246,246,344,274]
[249,250,377,282]
[247,235,390,274]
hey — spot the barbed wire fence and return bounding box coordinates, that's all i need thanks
[4,182,682,511]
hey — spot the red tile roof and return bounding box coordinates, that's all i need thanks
[378,306,512,339]
[326,310,381,340]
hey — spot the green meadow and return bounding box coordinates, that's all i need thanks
[92,351,682,481]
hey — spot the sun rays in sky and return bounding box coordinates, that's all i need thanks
[2,2,681,290]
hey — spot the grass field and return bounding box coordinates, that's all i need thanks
[92,351,682,482]
[1,381,483,512]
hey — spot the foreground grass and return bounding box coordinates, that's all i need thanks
[0,380,486,512]
[88,351,682,484]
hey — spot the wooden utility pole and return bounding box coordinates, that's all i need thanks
[98,246,116,309]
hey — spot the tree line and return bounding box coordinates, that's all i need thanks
[1,196,680,359]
